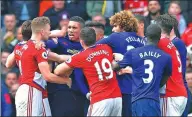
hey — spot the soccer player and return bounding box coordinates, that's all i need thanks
[54,27,122,116]
[112,24,172,116]
[14,17,71,116]
[167,14,190,116]
[45,16,89,116]
[96,10,145,116]
[155,14,187,116]
[85,21,105,41]
[6,20,32,68]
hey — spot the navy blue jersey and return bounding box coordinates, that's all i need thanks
[96,32,145,94]
[46,36,89,94]
[118,45,172,102]
[172,37,187,86]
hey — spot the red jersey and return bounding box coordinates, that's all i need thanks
[14,40,48,92]
[158,38,187,97]
[66,44,121,104]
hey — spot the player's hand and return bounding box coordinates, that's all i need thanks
[52,37,58,44]
[113,53,124,61]
[118,66,133,75]
[86,92,92,100]
[35,41,45,50]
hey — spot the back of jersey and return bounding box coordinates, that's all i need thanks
[66,44,121,104]
[126,45,171,102]
[158,38,187,97]
[15,40,48,91]
[97,32,145,94]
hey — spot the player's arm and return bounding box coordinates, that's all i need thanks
[112,51,132,71]
[49,26,67,38]
[96,33,117,46]
[160,55,172,87]
[38,62,71,84]
[48,51,71,63]
[5,52,16,69]
[55,53,83,77]
[54,62,73,77]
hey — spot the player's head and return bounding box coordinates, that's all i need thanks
[85,21,105,41]
[146,24,161,45]
[21,20,32,41]
[31,16,51,41]
[154,14,173,36]
[110,10,138,33]
[68,16,85,42]
[135,14,145,37]
[165,14,181,38]
[79,27,96,49]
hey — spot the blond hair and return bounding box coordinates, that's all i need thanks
[31,16,50,33]
[110,10,139,32]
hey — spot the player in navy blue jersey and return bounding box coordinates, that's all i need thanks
[165,14,190,117]
[45,16,89,116]
[112,24,172,116]
[96,10,145,116]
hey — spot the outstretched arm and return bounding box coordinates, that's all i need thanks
[48,51,71,63]
[38,62,71,84]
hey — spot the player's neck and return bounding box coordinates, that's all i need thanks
[169,33,176,41]
[161,33,169,39]
[31,34,42,42]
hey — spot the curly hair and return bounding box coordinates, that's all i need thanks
[110,10,138,32]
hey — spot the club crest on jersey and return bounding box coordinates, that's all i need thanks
[66,57,72,63]
[42,52,48,59]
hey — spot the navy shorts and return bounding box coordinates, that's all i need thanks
[132,98,160,116]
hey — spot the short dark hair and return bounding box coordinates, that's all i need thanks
[70,16,85,28]
[135,14,145,23]
[146,24,161,44]
[21,20,32,41]
[85,21,105,31]
[166,14,181,38]
[80,27,96,46]
[154,14,173,35]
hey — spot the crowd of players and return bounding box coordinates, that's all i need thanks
[3,8,192,116]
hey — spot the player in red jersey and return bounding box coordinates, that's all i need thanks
[54,27,122,116]
[13,17,71,116]
[155,14,187,116]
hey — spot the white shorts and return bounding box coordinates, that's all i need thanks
[15,84,51,116]
[160,96,187,116]
[87,97,122,116]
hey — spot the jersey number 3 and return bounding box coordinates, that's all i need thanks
[142,60,154,83]
[94,58,113,81]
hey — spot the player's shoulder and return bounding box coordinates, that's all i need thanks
[28,40,47,52]
[172,37,186,47]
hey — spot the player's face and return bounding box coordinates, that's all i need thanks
[41,24,51,41]
[112,24,123,32]
[148,1,161,15]
[68,21,81,41]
